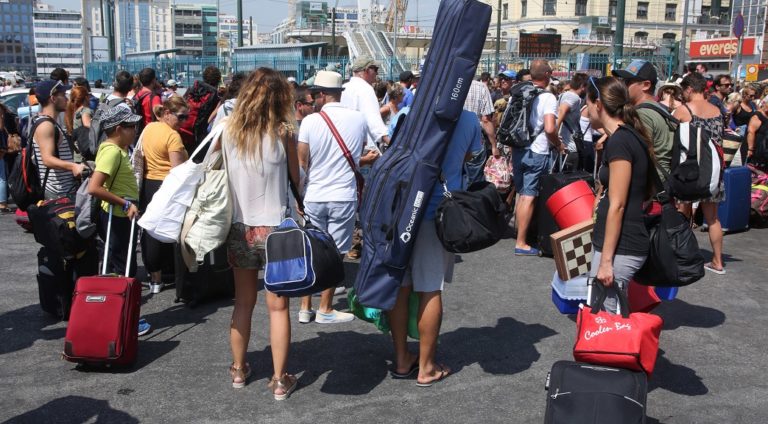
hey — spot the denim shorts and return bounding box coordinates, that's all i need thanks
[512,149,550,196]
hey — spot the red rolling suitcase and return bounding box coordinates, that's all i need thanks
[63,206,141,367]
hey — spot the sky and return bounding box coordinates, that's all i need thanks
[45,0,441,33]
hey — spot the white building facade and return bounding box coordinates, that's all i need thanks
[81,0,174,64]
[33,4,84,77]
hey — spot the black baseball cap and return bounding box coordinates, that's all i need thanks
[612,59,658,84]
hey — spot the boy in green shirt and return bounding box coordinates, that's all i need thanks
[86,106,150,335]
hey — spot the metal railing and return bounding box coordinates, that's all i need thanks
[86,52,675,87]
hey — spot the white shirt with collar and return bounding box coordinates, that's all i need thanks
[298,103,368,203]
[340,76,388,144]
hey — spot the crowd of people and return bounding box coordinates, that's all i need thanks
[0,56,766,400]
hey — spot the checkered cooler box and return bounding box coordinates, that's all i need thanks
[550,220,594,281]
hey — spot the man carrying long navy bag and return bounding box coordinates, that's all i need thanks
[353,0,491,311]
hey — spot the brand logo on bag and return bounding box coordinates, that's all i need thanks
[595,316,607,324]
[85,295,106,303]
[399,191,425,243]
[583,321,632,341]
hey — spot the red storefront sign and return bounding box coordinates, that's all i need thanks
[689,37,756,58]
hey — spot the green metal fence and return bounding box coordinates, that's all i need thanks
[87,52,676,87]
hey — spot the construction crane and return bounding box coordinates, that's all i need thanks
[384,0,407,32]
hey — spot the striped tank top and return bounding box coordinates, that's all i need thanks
[32,115,77,196]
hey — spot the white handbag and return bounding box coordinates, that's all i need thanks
[130,132,145,194]
[179,123,232,272]
[138,124,226,244]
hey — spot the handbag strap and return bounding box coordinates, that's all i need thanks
[589,279,630,318]
[319,111,364,202]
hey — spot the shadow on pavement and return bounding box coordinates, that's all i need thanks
[2,395,138,424]
[649,349,708,396]
[655,299,726,331]
[140,299,232,340]
[0,304,66,356]
[249,330,391,396]
[441,317,558,375]
[698,249,742,265]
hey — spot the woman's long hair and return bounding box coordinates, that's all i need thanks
[586,76,656,198]
[227,68,295,161]
[65,86,89,135]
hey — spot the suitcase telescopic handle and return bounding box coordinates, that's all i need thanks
[101,204,137,277]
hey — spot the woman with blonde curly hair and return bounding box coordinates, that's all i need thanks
[222,68,302,400]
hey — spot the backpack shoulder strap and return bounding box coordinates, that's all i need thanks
[636,101,680,125]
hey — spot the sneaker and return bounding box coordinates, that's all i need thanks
[315,310,355,324]
[138,318,151,336]
[150,282,163,294]
[298,309,316,324]
[141,281,152,288]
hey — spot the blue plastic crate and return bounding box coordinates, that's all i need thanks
[654,286,679,301]
[551,288,584,314]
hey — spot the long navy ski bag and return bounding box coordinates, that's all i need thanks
[354,0,491,310]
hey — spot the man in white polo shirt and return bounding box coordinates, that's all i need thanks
[341,55,390,148]
[297,71,379,324]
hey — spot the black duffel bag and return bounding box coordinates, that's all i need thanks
[435,181,507,253]
[27,194,89,261]
[621,125,705,287]
[634,200,705,287]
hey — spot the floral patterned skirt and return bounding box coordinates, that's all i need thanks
[226,223,275,270]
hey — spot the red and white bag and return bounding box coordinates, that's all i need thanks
[574,282,663,375]
[484,155,512,191]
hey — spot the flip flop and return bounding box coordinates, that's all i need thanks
[390,356,419,379]
[416,364,450,387]
[704,262,726,275]
[515,247,540,256]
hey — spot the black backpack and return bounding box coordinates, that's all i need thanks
[496,81,545,148]
[7,116,60,211]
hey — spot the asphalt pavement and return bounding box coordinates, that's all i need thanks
[1,212,766,424]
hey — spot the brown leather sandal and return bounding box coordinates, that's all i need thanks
[268,373,298,400]
[230,363,251,389]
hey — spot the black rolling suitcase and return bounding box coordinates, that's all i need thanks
[535,167,593,256]
[174,244,235,307]
[37,246,74,320]
[544,361,648,424]
[354,0,492,310]
[36,243,99,320]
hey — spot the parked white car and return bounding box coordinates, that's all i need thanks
[0,88,38,119]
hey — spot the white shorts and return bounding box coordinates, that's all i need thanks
[303,201,357,254]
[401,219,455,293]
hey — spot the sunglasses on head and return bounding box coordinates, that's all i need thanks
[50,80,63,98]
[588,76,601,101]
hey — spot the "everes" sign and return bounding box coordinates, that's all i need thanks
[689,37,756,58]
